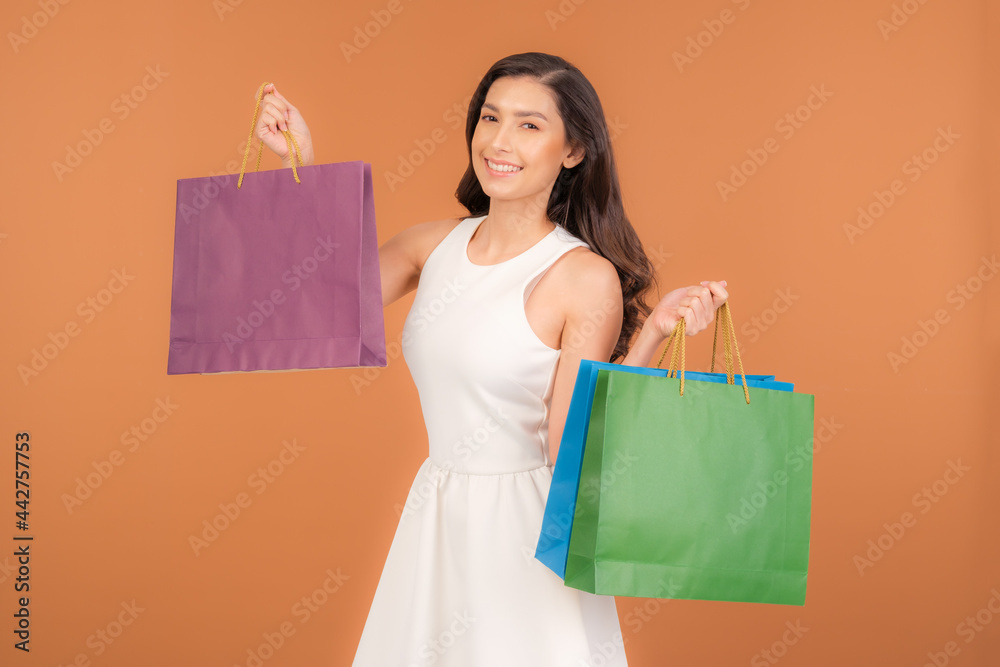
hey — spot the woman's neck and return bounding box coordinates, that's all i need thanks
[476,198,556,255]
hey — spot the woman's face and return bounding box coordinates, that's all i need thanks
[471,76,584,208]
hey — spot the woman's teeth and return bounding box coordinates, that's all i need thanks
[487,159,522,173]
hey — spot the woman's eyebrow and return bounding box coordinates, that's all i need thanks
[481,102,548,121]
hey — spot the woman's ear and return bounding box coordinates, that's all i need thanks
[563,144,586,169]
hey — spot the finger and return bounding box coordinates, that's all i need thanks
[701,281,727,303]
[685,299,706,319]
[258,112,287,141]
[254,86,279,131]
[257,85,284,122]
[256,111,274,136]
[706,280,727,294]
[698,286,713,316]
[688,297,707,326]
[678,305,703,335]
[258,110,280,135]
[686,286,712,317]
[262,101,288,131]
[687,285,711,301]
[706,280,729,307]
[272,87,297,113]
[267,87,296,126]
[691,285,711,302]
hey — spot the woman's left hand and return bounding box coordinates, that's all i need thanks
[646,280,729,339]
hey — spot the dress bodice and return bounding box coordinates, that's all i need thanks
[401,215,591,474]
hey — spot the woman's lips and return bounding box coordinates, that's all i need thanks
[484,157,522,176]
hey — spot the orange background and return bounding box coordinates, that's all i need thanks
[1,0,998,665]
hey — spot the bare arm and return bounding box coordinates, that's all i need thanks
[547,252,623,464]
[620,322,666,368]
[379,219,463,308]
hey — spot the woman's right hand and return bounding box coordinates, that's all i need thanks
[254,83,315,167]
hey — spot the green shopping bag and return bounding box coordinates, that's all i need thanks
[563,303,815,605]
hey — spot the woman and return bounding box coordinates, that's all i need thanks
[255,52,727,666]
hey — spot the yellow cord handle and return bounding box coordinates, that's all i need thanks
[654,301,750,403]
[720,302,750,404]
[655,317,686,396]
[237,82,303,189]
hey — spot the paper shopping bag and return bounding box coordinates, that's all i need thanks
[167,82,386,374]
[563,303,814,605]
[536,304,795,580]
[534,360,790,579]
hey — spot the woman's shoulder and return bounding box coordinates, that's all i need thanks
[412,216,466,243]
[559,245,619,286]
[400,217,467,272]
[548,242,622,311]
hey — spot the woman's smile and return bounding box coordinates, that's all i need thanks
[484,157,523,176]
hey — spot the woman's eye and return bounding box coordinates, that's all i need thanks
[479,115,538,130]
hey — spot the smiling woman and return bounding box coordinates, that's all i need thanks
[252,51,728,666]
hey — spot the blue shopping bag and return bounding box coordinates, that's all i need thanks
[535,358,793,579]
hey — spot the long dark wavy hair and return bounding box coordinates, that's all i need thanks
[455,52,657,363]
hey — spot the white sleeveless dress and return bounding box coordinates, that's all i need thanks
[351,215,628,666]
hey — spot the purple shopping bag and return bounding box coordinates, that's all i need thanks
[168,122,386,373]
